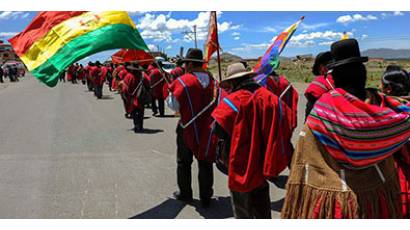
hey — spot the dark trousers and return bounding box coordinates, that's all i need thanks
[176,125,213,200]
[0,74,3,83]
[95,85,103,99]
[131,107,144,131]
[87,79,93,91]
[230,181,271,219]
[152,97,165,116]
[107,77,113,91]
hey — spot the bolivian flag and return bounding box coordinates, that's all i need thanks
[9,11,149,87]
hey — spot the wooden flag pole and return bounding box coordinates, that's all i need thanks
[213,11,222,82]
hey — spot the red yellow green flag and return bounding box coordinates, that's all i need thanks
[9,11,149,87]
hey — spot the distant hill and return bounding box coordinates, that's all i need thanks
[214,52,243,62]
[362,48,410,60]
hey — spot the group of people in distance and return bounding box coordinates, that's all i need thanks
[0,62,26,83]
[62,38,409,218]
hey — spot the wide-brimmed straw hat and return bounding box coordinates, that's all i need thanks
[181,48,206,63]
[221,63,256,82]
[327,39,368,69]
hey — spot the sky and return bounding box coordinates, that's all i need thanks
[1,11,410,63]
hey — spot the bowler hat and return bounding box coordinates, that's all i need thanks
[312,51,333,75]
[327,39,368,69]
[182,48,206,63]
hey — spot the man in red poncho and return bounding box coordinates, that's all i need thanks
[170,59,185,82]
[265,71,299,135]
[118,63,150,133]
[211,63,293,218]
[77,64,86,85]
[92,61,105,99]
[67,64,76,83]
[85,62,94,92]
[167,48,217,207]
[304,51,334,119]
[149,62,167,117]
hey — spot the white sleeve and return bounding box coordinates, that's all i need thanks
[166,92,180,112]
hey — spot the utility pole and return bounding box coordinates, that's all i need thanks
[193,25,197,49]
[182,25,198,49]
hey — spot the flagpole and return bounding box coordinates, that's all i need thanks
[213,11,222,82]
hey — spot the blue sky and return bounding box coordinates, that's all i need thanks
[1,11,409,63]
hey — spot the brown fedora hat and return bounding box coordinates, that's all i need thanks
[221,63,256,83]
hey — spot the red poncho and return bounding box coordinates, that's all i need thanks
[95,66,108,86]
[149,68,167,100]
[169,72,217,162]
[170,67,184,81]
[305,75,334,100]
[88,66,100,86]
[266,75,298,130]
[212,87,293,192]
[121,72,148,113]
[67,65,76,81]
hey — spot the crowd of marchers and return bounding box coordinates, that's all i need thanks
[62,38,410,219]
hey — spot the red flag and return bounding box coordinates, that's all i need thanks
[112,49,154,66]
[203,11,219,69]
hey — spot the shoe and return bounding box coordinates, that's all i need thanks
[173,191,193,203]
[200,198,211,208]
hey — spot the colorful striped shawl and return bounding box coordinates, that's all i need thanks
[307,88,410,168]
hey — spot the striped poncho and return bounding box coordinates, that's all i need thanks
[307,88,410,168]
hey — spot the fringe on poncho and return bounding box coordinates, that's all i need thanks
[281,126,402,219]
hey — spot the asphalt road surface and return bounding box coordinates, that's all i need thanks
[0,74,307,219]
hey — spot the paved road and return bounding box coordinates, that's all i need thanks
[0,75,307,219]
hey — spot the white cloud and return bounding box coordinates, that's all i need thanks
[300,22,330,31]
[147,44,158,51]
[361,34,368,40]
[288,30,354,47]
[263,26,277,33]
[394,11,404,16]
[0,32,18,37]
[0,11,25,20]
[336,14,378,24]
[231,43,270,52]
[165,45,172,50]
[382,11,404,18]
[318,41,333,46]
[232,32,240,40]
[136,11,239,43]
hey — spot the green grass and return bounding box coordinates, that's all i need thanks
[208,59,410,88]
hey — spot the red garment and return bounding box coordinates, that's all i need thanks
[88,66,100,86]
[118,69,128,80]
[266,75,298,129]
[395,144,410,218]
[67,65,75,81]
[169,72,217,162]
[149,68,167,100]
[77,67,85,80]
[121,72,148,113]
[96,66,108,86]
[170,67,184,81]
[112,65,124,90]
[211,87,293,192]
[304,75,334,100]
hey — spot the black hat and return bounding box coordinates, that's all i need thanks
[182,48,206,63]
[312,51,333,75]
[327,39,368,69]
